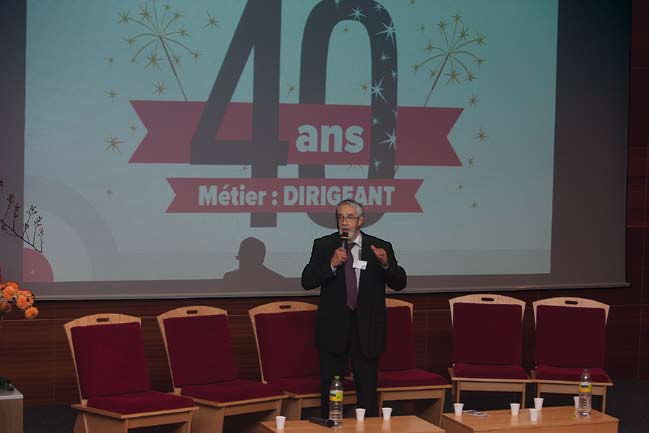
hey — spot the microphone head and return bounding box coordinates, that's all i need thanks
[340,231,349,240]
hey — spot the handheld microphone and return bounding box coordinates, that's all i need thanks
[340,231,349,249]
[309,417,335,427]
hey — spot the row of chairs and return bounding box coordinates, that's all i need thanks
[448,294,612,412]
[63,295,611,433]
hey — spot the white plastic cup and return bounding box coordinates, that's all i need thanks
[529,408,539,422]
[382,407,392,420]
[275,415,286,430]
[356,408,366,421]
[574,396,580,409]
[510,403,520,416]
[534,397,544,410]
[453,403,464,416]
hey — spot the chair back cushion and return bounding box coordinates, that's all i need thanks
[535,305,606,368]
[71,322,151,398]
[452,302,523,365]
[254,310,320,381]
[163,314,238,386]
[379,306,416,371]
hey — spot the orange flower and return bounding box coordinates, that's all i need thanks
[2,285,17,300]
[0,301,12,313]
[4,282,19,291]
[16,295,31,310]
[24,306,39,319]
[19,289,33,298]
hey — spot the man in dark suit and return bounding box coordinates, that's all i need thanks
[301,199,407,418]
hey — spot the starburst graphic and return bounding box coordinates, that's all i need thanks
[469,94,478,106]
[105,89,118,102]
[372,159,382,169]
[377,22,396,45]
[128,124,138,135]
[145,52,161,69]
[445,69,461,84]
[457,184,464,191]
[287,83,296,94]
[381,130,397,149]
[105,57,114,66]
[370,77,386,102]
[373,3,384,13]
[349,8,365,21]
[104,136,124,153]
[153,81,167,95]
[371,115,379,126]
[205,12,219,29]
[474,127,488,142]
[465,156,476,167]
[360,83,369,93]
[470,201,478,208]
[414,14,486,106]
[380,52,390,62]
[119,0,198,101]
[118,10,130,24]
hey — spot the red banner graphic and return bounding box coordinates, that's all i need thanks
[130,101,462,166]
[166,178,423,213]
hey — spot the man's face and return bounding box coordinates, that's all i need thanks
[336,204,364,239]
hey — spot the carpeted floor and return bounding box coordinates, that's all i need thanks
[23,379,649,433]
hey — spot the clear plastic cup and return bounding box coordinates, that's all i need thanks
[510,403,520,416]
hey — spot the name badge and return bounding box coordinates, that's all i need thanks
[353,260,367,270]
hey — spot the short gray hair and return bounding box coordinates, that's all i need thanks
[336,200,364,217]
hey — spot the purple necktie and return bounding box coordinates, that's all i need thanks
[345,242,357,310]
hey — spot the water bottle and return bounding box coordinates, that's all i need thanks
[329,375,343,426]
[578,368,592,416]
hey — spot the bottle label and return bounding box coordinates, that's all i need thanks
[329,390,343,402]
[579,383,592,393]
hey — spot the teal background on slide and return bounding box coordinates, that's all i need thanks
[25,0,557,282]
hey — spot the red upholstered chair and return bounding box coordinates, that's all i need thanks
[532,297,613,412]
[449,294,531,407]
[157,306,285,433]
[63,314,197,433]
[379,299,450,426]
[248,301,356,420]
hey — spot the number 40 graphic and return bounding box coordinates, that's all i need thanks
[190,0,397,228]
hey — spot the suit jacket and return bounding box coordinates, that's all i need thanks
[301,231,407,358]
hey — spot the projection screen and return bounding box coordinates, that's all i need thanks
[0,0,629,299]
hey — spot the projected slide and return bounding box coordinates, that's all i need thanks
[24,0,557,288]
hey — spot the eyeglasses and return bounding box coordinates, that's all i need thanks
[336,215,359,222]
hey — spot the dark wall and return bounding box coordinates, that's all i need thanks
[1,0,648,406]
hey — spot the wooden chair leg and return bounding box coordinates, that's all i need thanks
[191,405,224,433]
[455,384,461,403]
[430,393,444,426]
[73,414,88,433]
[601,387,607,413]
[282,398,303,420]
[521,383,526,409]
[267,399,282,419]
